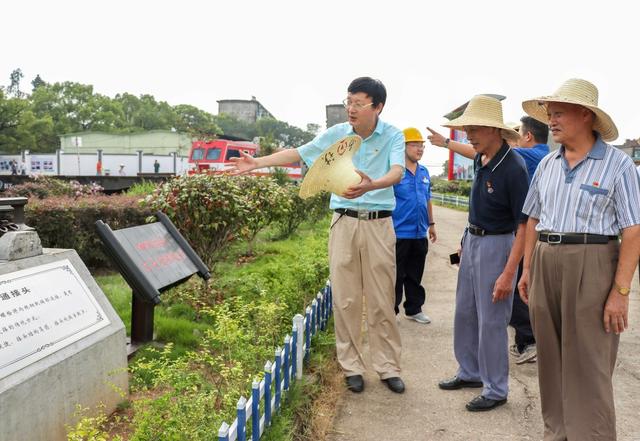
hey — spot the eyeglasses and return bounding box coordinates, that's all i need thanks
[342,98,374,110]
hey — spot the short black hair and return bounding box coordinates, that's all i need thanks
[348,77,387,107]
[520,115,548,144]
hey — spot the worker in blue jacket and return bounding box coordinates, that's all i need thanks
[392,127,437,324]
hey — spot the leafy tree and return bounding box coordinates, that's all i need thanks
[0,89,54,153]
[213,113,256,140]
[173,104,221,140]
[306,123,321,135]
[7,68,24,98]
[31,74,45,92]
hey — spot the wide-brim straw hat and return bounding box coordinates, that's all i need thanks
[522,78,618,142]
[299,135,362,199]
[506,121,521,132]
[443,95,520,142]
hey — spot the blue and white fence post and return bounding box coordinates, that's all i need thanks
[311,298,318,336]
[218,422,230,441]
[293,314,304,380]
[317,292,325,331]
[251,380,260,441]
[305,306,311,361]
[274,348,282,411]
[236,396,247,441]
[283,336,291,392]
[291,323,298,380]
[264,361,272,427]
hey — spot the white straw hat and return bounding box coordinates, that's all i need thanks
[522,78,618,142]
[443,95,520,142]
[299,135,362,199]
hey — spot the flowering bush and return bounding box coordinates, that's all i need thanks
[4,176,103,199]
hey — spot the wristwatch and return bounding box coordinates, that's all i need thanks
[444,138,451,148]
[614,283,631,296]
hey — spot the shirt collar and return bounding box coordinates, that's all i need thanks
[476,143,511,172]
[554,133,606,160]
[347,118,384,138]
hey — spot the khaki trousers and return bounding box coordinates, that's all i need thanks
[529,241,620,441]
[328,213,402,379]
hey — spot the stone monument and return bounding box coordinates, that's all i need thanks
[0,197,128,441]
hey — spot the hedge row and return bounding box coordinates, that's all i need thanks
[25,195,153,268]
[430,177,472,196]
[20,174,328,270]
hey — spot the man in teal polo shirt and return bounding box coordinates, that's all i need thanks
[228,77,406,394]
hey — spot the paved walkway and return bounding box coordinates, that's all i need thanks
[328,205,640,441]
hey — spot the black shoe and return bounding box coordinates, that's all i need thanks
[382,377,405,394]
[438,376,483,390]
[346,375,364,393]
[465,395,507,412]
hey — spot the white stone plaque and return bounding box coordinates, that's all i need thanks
[0,259,110,379]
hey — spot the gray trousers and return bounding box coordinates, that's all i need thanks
[454,231,515,400]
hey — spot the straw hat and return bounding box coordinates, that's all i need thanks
[522,78,618,142]
[299,135,362,199]
[443,95,520,142]
[506,121,521,132]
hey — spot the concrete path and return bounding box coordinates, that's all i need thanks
[328,205,640,441]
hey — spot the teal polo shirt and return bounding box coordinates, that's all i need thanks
[297,119,405,210]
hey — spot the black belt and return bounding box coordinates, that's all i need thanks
[467,224,513,236]
[335,209,392,220]
[538,232,618,245]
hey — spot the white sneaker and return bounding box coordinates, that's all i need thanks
[516,344,537,364]
[406,312,431,324]
[509,344,521,358]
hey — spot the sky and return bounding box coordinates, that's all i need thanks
[2,0,639,176]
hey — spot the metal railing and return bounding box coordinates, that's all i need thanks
[218,281,333,441]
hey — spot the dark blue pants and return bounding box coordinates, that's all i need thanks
[510,261,536,352]
[394,238,427,316]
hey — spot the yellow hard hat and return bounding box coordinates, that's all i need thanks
[403,127,425,143]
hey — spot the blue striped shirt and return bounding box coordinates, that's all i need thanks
[522,135,640,234]
[297,119,405,210]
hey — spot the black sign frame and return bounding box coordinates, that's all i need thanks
[96,211,210,349]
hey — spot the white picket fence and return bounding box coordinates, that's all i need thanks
[217,281,332,441]
[431,192,469,208]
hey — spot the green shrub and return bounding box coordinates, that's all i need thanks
[26,195,152,268]
[126,181,159,196]
[144,174,252,269]
[430,177,472,196]
[235,176,292,254]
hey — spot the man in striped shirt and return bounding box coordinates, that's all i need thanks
[519,78,640,441]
